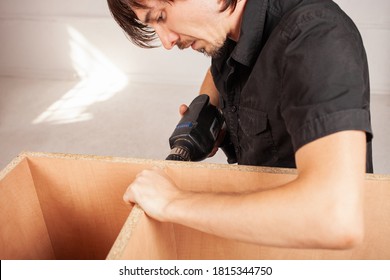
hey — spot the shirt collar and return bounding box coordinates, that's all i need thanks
[231,0,269,67]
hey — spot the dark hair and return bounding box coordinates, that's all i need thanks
[107,0,238,48]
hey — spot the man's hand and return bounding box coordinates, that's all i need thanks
[123,168,184,222]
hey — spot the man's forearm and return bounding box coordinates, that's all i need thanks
[164,131,366,249]
[165,174,363,249]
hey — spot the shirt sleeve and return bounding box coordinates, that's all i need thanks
[280,7,373,152]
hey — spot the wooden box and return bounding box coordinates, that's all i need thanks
[1,152,389,260]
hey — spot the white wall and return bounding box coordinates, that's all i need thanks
[0,0,389,92]
[0,0,210,85]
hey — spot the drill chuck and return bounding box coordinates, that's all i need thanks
[166,146,191,161]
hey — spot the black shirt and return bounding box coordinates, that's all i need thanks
[211,0,373,172]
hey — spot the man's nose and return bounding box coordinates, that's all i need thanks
[156,27,179,50]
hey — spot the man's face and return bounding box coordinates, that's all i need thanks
[132,0,230,57]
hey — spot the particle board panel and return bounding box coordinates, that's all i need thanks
[107,205,178,260]
[25,155,134,260]
[1,152,390,260]
[0,157,54,259]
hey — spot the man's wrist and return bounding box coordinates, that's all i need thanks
[163,190,195,223]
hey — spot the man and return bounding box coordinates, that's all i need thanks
[107,0,373,249]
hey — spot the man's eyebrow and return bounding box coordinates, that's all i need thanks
[143,10,152,24]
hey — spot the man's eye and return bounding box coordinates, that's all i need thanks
[156,12,164,23]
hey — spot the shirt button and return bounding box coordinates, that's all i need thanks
[231,106,237,112]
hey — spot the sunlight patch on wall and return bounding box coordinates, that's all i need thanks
[33,26,128,125]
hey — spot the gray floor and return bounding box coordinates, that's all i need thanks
[1,76,389,174]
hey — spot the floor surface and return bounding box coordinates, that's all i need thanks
[1,77,389,174]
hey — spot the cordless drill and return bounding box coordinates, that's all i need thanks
[166,94,237,163]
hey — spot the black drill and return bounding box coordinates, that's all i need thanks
[166,94,237,163]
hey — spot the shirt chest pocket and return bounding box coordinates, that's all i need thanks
[238,107,269,136]
[237,106,278,165]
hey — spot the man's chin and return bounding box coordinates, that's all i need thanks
[198,41,227,59]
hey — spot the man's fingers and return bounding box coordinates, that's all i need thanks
[179,104,188,116]
[123,183,136,204]
[208,147,219,157]
[123,168,162,204]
